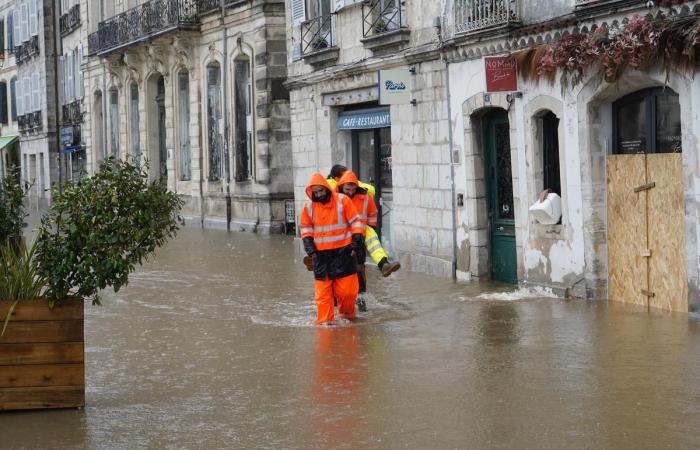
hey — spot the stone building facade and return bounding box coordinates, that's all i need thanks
[286,0,453,276]
[0,0,20,180]
[85,0,293,232]
[287,0,700,312]
[10,0,60,208]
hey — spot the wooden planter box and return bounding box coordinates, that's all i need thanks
[0,298,84,410]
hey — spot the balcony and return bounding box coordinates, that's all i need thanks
[87,0,199,57]
[361,0,410,52]
[454,0,519,35]
[15,36,40,66]
[60,4,81,36]
[62,101,83,125]
[18,111,42,134]
[301,15,339,65]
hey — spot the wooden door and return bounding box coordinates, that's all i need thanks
[606,154,687,312]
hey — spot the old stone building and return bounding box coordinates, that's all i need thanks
[0,0,20,180]
[286,0,452,276]
[85,0,292,232]
[9,0,61,208]
[288,0,700,313]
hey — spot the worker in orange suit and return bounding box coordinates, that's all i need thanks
[336,170,378,312]
[299,172,366,324]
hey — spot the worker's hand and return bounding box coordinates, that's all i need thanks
[538,188,551,203]
[303,255,314,271]
[351,233,364,256]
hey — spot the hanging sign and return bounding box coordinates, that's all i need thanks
[60,126,74,147]
[379,69,412,105]
[484,56,518,93]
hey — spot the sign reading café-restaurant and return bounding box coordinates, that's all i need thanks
[484,56,518,93]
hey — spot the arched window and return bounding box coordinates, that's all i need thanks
[206,62,222,181]
[178,70,191,180]
[234,56,252,181]
[129,83,140,161]
[109,89,119,157]
[613,88,682,154]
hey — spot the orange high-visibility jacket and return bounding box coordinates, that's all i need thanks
[300,173,365,250]
[336,170,378,228]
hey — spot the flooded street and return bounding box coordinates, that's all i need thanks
[2,227,700,449]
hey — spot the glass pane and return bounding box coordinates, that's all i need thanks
[495,122,514,221]
[357,130,375,186]
[130,84,140,161]
[109,90,119,157]
[207,65,222,181]
[379,127,392,197]
[616,97,646,154]
[656,92,682,153]
[178,72,191,180]
[234,59,250,181]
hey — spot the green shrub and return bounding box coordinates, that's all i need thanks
[35,158,184,305]
[0,169,27,246]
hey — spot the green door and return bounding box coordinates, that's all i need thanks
[484,110,517,284]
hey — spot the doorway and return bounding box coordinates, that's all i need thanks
[484,110,517,284]
[352,126,393,251]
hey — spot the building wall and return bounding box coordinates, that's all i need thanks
[84,0,293,233]
[0,0,20,178]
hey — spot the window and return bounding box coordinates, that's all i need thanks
[234,57,252,181]
[29,0,38,37]
[613,88,682,154]
[12,10,19,48]
[130,83,140,160]
[541,112,560,196]
[109,89,119,157]
[206,63,222,181]
[178,71,191,180]
[0,82,7,124]
[10,78,17,120]
[7,13,13,52]
[0,19,5,60]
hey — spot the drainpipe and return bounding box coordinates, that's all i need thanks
[444,59,458,281]
[221,0,232,231]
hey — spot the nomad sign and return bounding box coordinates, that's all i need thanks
[484,56,518,93]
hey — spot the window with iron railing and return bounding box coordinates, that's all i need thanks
[362,0,407,38]
[298,0,336,55]
[454,0,519,34]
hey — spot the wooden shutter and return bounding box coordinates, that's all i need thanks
[23,77,31,113]
[58,56,64,106]
[291,0,306,26]
[12,10,19,47]
[32,72,39,112]
[0,82,8,124]
[66,50,73,102]
[10,79,17,120]
[21,3,28,43]
[78,44,84,99]
[29,0,38,36]
[15,78,22,116]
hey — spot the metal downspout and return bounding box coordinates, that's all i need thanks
[445,59,458,281]
[221,0,232,231]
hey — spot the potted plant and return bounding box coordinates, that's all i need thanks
[0,158,183,410]
[0,168,27,251]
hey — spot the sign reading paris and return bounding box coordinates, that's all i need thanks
[379,69,412,105]
[484,56,518,93]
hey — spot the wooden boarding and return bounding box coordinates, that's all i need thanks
[646,154,688,312]
[0,364,84,388]
[607,155,648,307]
[0,299,85,410]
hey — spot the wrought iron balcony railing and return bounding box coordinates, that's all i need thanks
[18,111,42,134]
[62,101,84,125]
[15,35,40,66]
[454,0,519,34]
[60,4,81,36]
[87,0,199,56]
[301,14,335,55]
[362,0,407,38]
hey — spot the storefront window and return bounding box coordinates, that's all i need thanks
[613,88,681,154]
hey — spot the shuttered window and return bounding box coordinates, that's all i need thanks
[10,78,17,120]
[0,82,8,124]
[32,72,39,112]
[15,78,22,116]
[66,50,73,102]
[77,45,84,99]
[29,0,38,36]
[23,77,31,113]
[7,13,13,52]
[291,0,306,26]
[21,3,28,43]
[12,10,19,47]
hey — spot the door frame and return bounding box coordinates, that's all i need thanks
[351,127,384,233]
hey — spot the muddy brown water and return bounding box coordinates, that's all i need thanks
[2,227,699,449]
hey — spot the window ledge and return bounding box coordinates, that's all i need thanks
[361,28,411,52]
[302,47,339,66]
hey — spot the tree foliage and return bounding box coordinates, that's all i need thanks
[35,158,184,305]
[0,169,27,246]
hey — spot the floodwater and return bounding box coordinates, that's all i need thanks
[2,227,700,449]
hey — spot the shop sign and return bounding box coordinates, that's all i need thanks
[379,68,412,105]
[484,56,518,93]
[337,108,391,130]
[60,126,74,147]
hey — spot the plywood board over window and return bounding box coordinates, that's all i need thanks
[607,154,688,313]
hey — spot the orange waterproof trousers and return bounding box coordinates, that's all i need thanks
[314,274,359,324]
